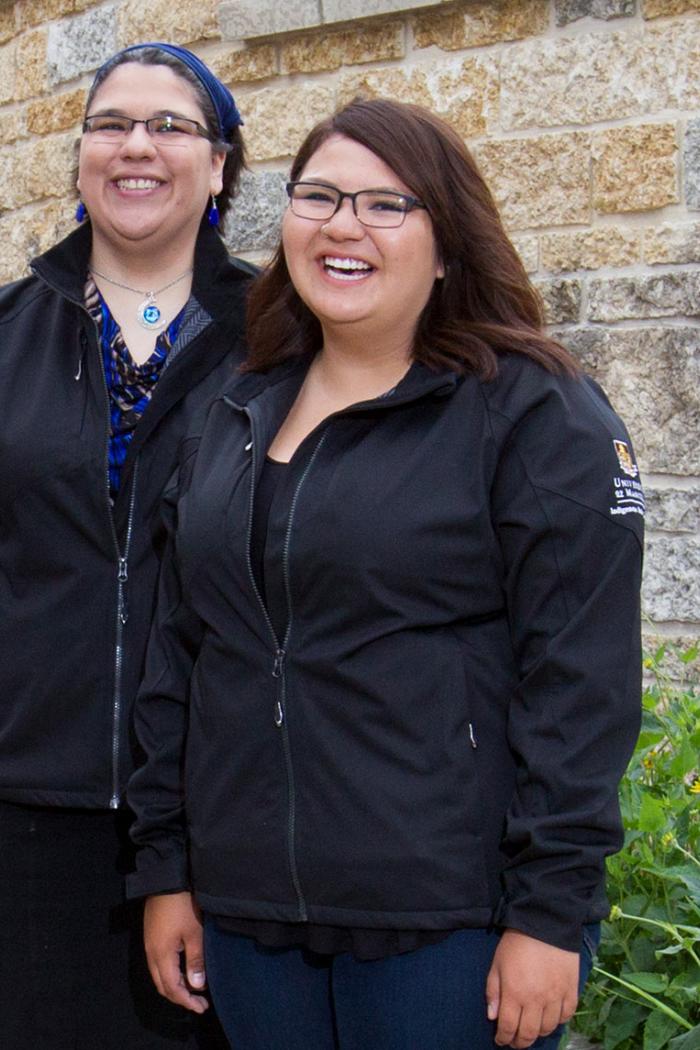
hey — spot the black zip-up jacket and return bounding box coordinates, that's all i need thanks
[128,353,644,951]
[0,222,252,809]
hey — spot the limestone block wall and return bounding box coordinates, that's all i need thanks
[0,0,699,649]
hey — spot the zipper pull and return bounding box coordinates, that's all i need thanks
[117,557,128,582]
[274,701,284,727]
[468,723,477,749]
[272,648,286,678]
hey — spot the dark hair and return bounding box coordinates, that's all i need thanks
[246,97,577,378]
[84,47,246,229]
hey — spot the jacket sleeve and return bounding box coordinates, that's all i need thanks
[488,369,644,951]
[126,439,205,899]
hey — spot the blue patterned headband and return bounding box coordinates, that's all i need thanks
[100,42,244,136]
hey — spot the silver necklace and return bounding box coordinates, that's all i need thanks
[89,266,193,331]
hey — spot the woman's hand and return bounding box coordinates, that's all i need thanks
[144,892,209,1014]
[486,928,579,1048]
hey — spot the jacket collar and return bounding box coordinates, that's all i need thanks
[30,222,251,323]
[222,355,459,413]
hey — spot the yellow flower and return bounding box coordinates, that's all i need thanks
[609,905,623,921]
[642,753,655,769]
[689,778,700,795]
[661,832,675,849]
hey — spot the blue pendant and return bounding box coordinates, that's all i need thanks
[137,295,166,331]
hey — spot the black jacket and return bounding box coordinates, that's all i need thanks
[0,222,252,809]
[128,353,644,951]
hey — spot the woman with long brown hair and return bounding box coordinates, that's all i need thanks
[129,98,643,1050]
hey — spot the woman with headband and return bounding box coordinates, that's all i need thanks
[0,42,249,1048]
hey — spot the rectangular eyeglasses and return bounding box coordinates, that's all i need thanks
[286,181,427,229]
[83,113,215,145]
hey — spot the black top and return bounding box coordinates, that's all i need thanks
[219,453,451,959]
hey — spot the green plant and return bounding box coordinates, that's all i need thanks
[572,643,700,1050]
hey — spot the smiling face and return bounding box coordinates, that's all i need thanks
[282,134,444,356]
[77,62,225,261]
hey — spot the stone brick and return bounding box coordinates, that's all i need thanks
[643,0,700,15]
[685,118,700,210]
[645,487,700,534]
[643,536,700,623]
[0,5,15,45]
[0,110,28,145]
[280,21,404,75]
[588,272,700,321]
[509,233,538,274]
[0,199,74,283]
[534,278,582,324]
[15,29,48,101]
[555,0,635,24]
[476,132,591,229]
[593,124,677,214]
[226,169,288,252]
[240,84,335,161]
[639,634,700,684]
[27,87,87,135]
[413,0,548,51]
[24,132,77,203]
[644,223,700,265]
[0,41,15,105]
[339,56,499,139]
[46,5,117,87]
[119,0,220,47]
[219,0,320,40]
[501,23,700,131]
[560,325,700,474]
[0,133,76,213]
[0,145,34,212]
[16,0,76,30]
[541,228,640,273]
[211,45,277,86]
[324,0,448,21]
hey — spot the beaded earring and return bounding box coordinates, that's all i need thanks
[75,200,87,223]
[207,195,220,228]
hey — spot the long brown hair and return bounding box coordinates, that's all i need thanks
[246,98,577,378]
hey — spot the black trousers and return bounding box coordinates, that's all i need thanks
[0,801,228,1050]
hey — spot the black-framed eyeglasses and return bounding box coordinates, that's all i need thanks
[286,181,428,229]
[83,113,214,145]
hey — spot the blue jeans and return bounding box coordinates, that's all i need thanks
[203,917,600,1050]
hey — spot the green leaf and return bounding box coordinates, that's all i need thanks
[651,865,700,900]
[604,999,647,1048]
[655,944,685,957]
[625,972,669,993]
[669,1026,700,1050]
[645,1011,683,1050]
[680,645,698,664]
[670,740,699,778]
[638,794,668,833]
[638,730,667,747]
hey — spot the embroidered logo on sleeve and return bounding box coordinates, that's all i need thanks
[610,440,645,517]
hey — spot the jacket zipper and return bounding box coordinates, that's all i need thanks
[109,465,138,808]
[239,404,328,921]
[86,320,139,810]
